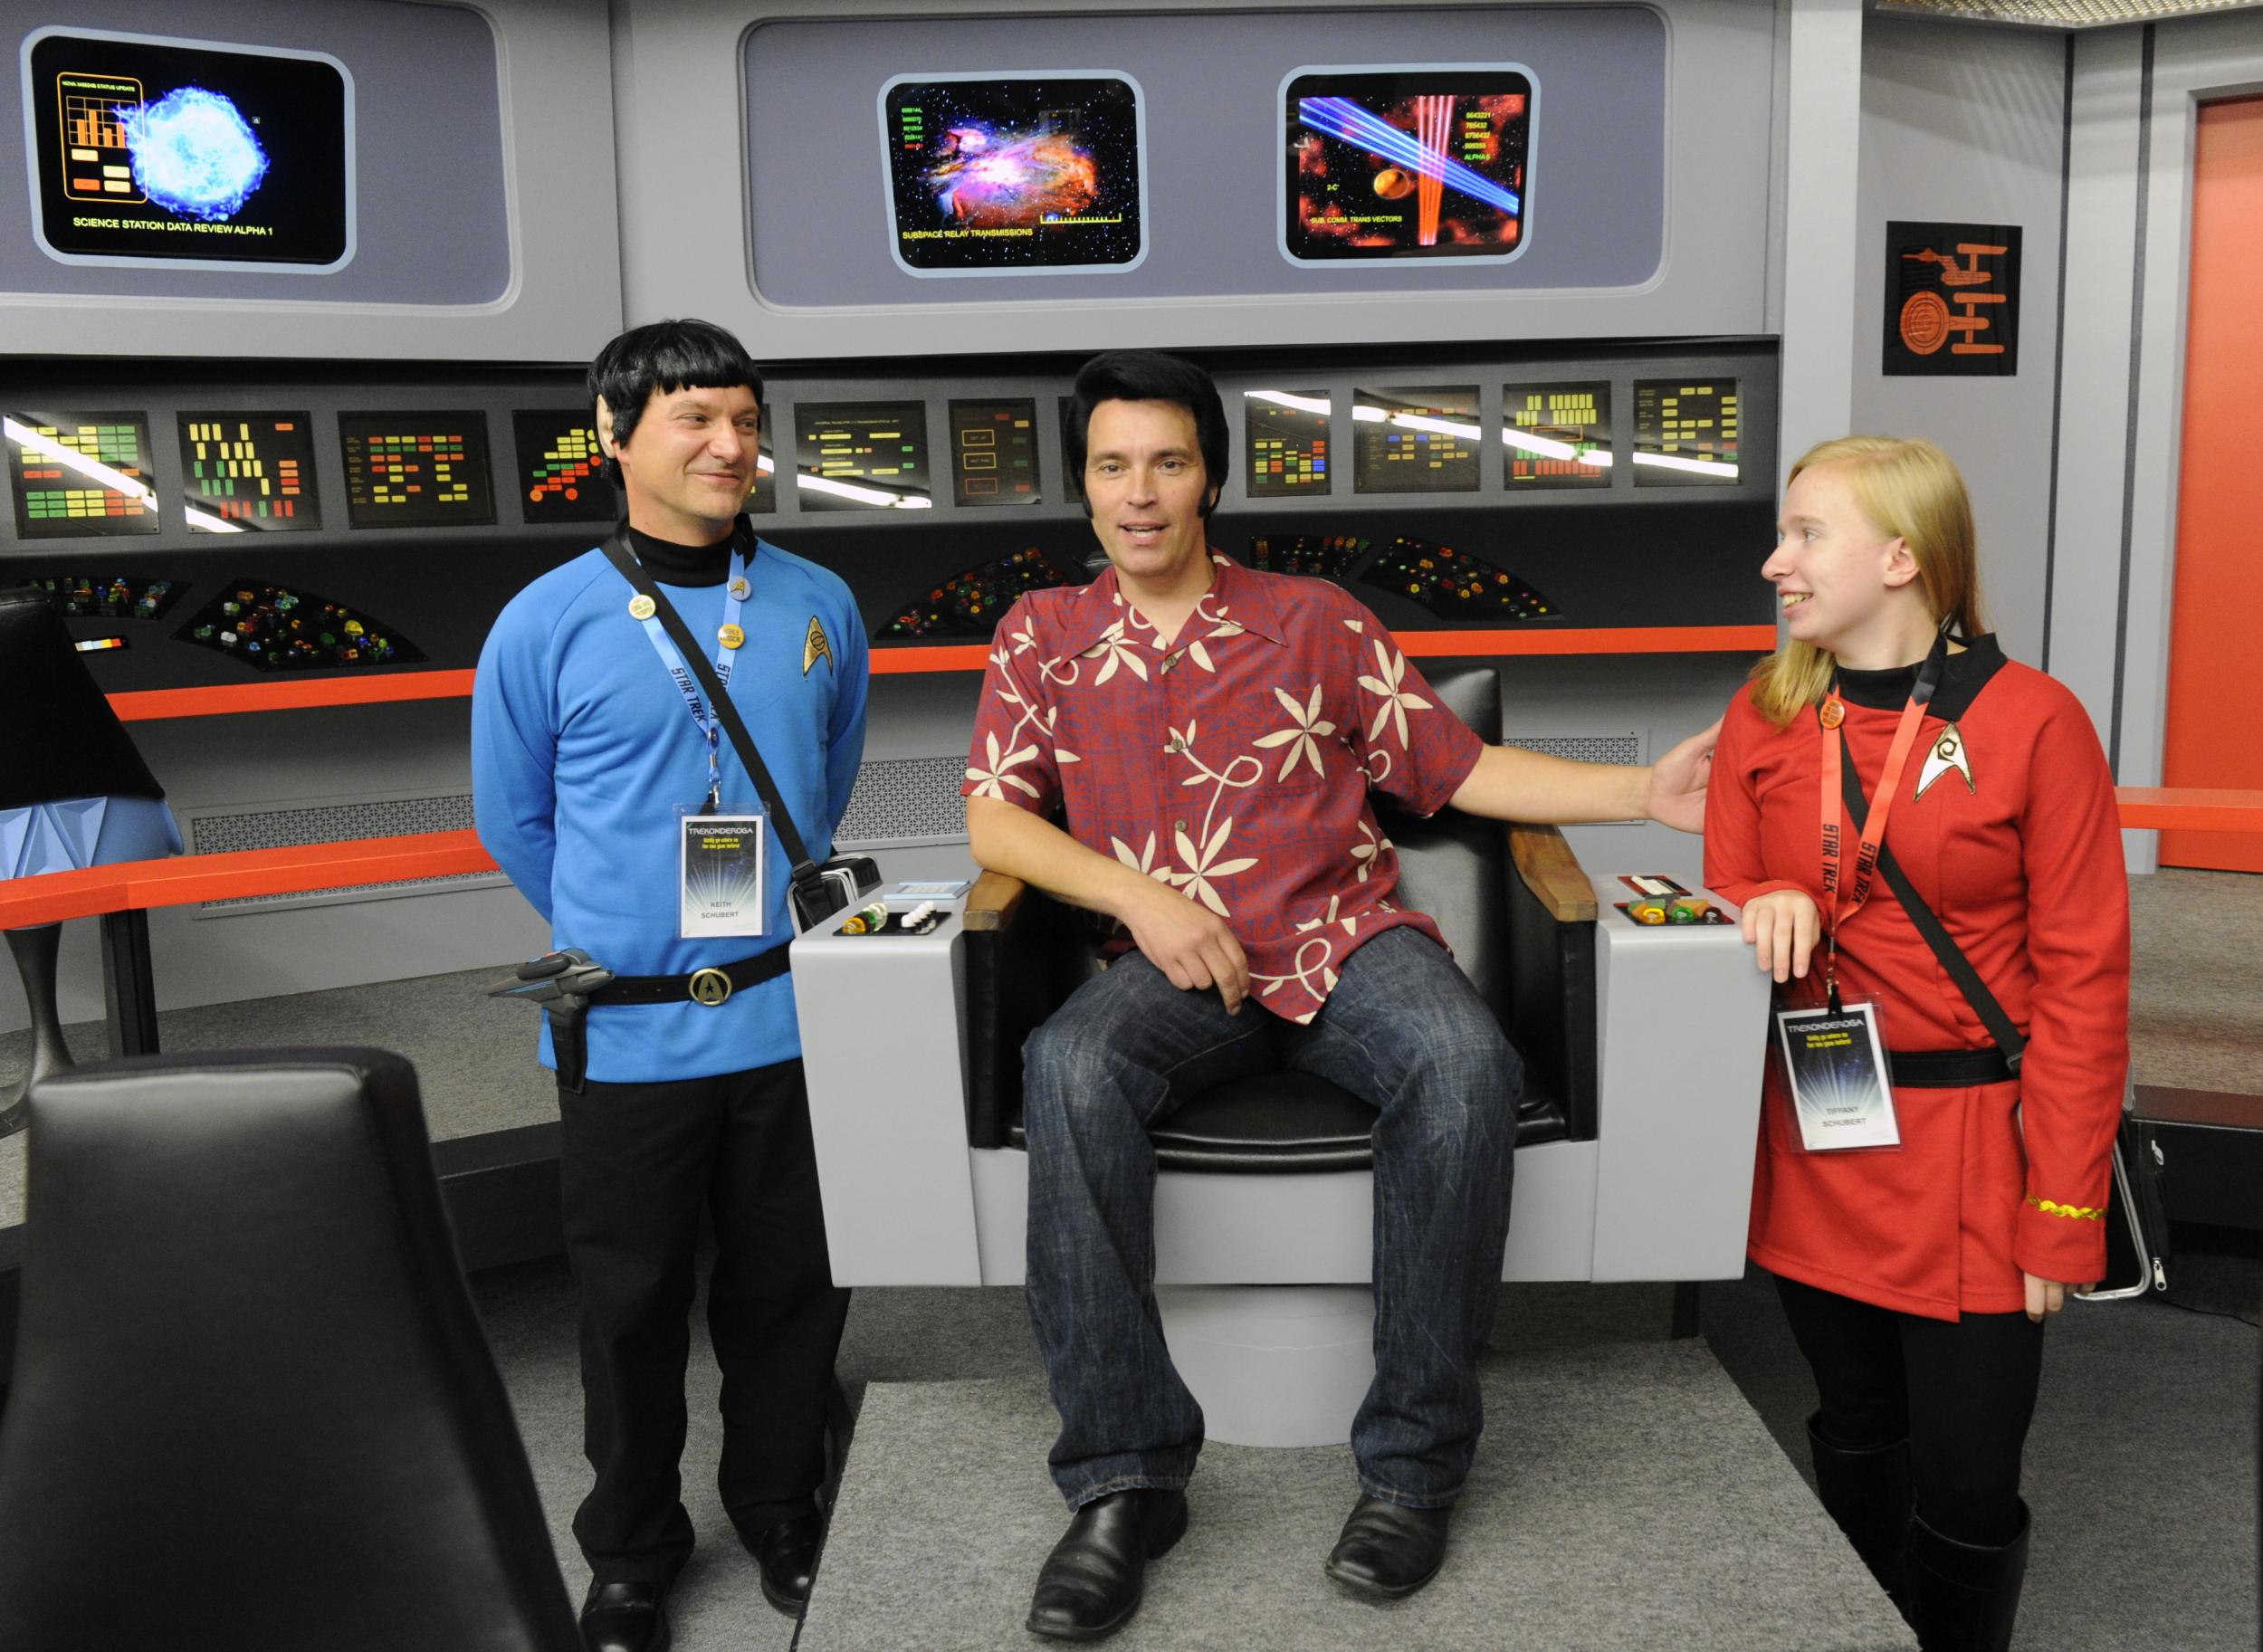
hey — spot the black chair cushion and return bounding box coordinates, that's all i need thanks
[0,1047,580,1652]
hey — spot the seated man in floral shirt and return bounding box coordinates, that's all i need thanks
[963,350,1714,1640]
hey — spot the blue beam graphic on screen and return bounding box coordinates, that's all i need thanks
[116,86,270,221]
[1296,97,1519,216]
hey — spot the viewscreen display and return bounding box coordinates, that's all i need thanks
[6,411,158,537]
[1633,380,1741,486]
[1352,387,1481,494]
[24,29,351,267]
[793,402,931,512]
[1504,383,1609,490]
[511,410,616,525]
[950,399,1041,506]
[339,413,495,528]
[178,412,320,530]
[1284,68,1531,263]
[1244,390,1332,497]
[883,74,1143,272]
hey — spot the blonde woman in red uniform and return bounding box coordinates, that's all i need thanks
[1704,436,2128,1652]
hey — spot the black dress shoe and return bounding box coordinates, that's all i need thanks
[579,1580,670,1652]
[1026,1488,1189,1642]
[743,1508,826,1617]
[1324,1494,1452,1599]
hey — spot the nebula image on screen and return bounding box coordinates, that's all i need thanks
[883,75,1143,272]
[26,30,351,268]
[118,86,270,221]
[1282,69,1533,263]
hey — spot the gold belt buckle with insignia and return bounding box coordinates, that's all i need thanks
[687,967,733,1007]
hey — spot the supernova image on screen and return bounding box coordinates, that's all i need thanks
[1283,67,1532,263]
[883,74,1143,272]
[24,29,351,267]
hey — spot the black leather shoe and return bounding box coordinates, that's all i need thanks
[578,1580,670,1652]
[1325,1494,1452,1599]
[1026,1488,1189,1642]
[743,1508,826,1617]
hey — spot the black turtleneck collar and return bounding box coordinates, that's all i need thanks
[1836,634,2008,721]
[627,521,738,587]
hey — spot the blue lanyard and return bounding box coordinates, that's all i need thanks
[632,549,749,807]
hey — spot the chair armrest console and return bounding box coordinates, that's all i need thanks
[1501,823,1600,1141]
[1508,824,1599,922]
[964,870,1028,933]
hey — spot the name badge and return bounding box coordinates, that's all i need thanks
[1774,998,1902,1152]
[679,809,767,940]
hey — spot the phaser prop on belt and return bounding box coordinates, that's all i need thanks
[488,950,616,1093]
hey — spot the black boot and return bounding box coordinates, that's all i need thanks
[1806,1412,1913,1597]
[1904,1500,2029,1652]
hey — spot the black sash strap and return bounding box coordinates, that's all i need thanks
[600,523,830,916]
[588,945,792,1006]
[1838,732,2028,1080]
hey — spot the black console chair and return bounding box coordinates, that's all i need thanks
[0,587,182,1135]
[963,664,1599,1170]
[0,1048,580,1652]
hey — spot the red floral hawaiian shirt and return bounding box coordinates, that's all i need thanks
[962,553,1484,1025]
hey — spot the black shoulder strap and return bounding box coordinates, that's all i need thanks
[600,526,819,886]
[1839,732,2026,1074]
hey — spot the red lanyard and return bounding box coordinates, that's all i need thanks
[1817,634,1947,1001]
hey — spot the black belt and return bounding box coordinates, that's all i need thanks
[589,945,792,1007]
[553,947,791,1093]
[1888,1047,2016,1088]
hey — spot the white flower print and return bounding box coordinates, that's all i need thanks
[1084,620,1150,686]
[1045,705,1079,765]
[1294,893,1359,938]
[1254,683,1336,781]
[965,731,1040,800]
[1357,640,1432,748]
[1168,816,1257,916]
[1111,831,1170,882]
[1350,819,1392,883]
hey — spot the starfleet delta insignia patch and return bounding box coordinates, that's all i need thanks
[1914,722,1975,799]
[802,615,833,677]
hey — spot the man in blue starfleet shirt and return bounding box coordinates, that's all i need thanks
[473,319,866,1649]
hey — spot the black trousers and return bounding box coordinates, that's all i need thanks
[1775,1274,2045,1547]
[558,1058,851,1584]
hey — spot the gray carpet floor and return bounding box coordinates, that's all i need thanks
[462,1263,2258,1652]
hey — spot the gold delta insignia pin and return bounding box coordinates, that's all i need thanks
[1915,723,1976,799]
[802,616,833,677]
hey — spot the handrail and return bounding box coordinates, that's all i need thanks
[0,829,495,929]
[5,791,2258,933]
[100,625,1785,719]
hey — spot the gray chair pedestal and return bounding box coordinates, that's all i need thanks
[1156,1283,1376,1448]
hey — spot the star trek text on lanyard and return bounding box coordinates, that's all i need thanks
[627,548,769,939]
[630,549,750,812]
[1773,628,1951,1153]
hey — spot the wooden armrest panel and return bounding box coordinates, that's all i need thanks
[1508,824,1598,923]
[963,871,1029,932]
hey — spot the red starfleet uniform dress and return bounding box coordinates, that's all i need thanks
[961,553,1483,1026]
[1704,638,2129,1319]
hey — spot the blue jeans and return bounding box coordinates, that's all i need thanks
[1021,926,1521,1511]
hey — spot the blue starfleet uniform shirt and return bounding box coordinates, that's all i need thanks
[473,536,867,1083]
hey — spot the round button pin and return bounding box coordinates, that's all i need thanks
[1819,699,1846,730]
[729,577,751,600]
[627,594,657,621]
[718,624,745,650]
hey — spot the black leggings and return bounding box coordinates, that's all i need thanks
[1774,1274,2045,1547]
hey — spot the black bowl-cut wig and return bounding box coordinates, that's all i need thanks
[588,318,764,488]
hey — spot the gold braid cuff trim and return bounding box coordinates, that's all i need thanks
[2025,1194,2105,1222]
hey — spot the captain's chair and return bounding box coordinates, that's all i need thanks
[792,665,1771,1445]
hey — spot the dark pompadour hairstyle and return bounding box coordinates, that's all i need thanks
[1065,349,1229,515]
[588,318,764,487]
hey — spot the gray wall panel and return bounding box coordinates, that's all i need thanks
[618,0,1780,358]
[0,0,623,360]
[1850,15,2066,670]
